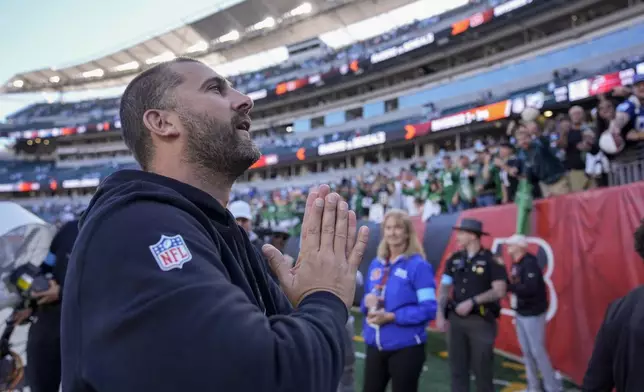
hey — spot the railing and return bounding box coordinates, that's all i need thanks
[608,159,644,186]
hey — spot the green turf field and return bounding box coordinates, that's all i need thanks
[350,311,579,392]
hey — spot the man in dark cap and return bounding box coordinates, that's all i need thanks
[436,218,508,392]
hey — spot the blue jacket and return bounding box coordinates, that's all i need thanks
[361,254,437,351]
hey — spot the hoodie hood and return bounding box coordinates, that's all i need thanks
[81,170,234,231]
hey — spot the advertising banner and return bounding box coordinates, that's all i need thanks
[317,131,387,156]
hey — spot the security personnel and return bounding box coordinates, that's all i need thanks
[436,219,507,392]
[13,216,79,392]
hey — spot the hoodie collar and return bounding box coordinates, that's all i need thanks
[88,170,233,226]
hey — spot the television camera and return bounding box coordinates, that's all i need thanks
[0,202,55,391]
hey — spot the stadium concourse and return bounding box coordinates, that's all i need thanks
[2,0,644,389]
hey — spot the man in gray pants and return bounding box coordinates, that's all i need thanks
[506,235,561,392]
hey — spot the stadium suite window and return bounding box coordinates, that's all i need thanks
[311,117,324,128]
[346,107,363,121]
[385,99,398,112]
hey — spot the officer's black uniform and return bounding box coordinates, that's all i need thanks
[442,221,507,392]
[26,218,78,392]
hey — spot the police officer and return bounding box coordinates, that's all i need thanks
[436,219,507,392]
[13,215,79,392]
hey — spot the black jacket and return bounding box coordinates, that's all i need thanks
[40,219,79,307]
[61,170,348,392]
[582,285,644,392]
[507,253,548,316]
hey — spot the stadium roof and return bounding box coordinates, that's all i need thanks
[2,0,415,94]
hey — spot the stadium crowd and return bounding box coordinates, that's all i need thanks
[22,80,643,239]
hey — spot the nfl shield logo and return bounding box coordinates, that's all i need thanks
[149,234,193,271]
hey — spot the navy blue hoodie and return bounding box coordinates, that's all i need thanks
[61,170,348,392]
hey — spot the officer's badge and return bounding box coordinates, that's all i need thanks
[370,269,382,281]
[472,266,476,272]
[149,234,193,271]
[476,267,484,274]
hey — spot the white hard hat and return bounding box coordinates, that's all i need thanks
[228,200,252,220]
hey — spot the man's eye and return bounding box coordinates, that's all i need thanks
[207,85,221,92]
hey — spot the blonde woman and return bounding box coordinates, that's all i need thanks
[360,209,437,392]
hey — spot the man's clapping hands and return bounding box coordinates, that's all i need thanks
[262,185,370,308]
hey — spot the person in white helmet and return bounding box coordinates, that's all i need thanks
[229,200,264,252]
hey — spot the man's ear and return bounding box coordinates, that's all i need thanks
[142,109,180,138]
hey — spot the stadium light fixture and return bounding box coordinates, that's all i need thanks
[186,41,208,53]
[82,69,105,79]
[49,76,60,83]
[12,80,24,88]
[146,52,176,65]
[253,17,276,30]
[113,61,140,72]
[289,3,312,16]
[219,30,240,43]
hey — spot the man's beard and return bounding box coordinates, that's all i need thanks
[180,110,261,182]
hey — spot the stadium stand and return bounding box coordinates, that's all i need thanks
[2,0,644,234]
[4,0,644,389]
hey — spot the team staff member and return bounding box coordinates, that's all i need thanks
[437,219,507,392]
[13,216,79,392]
[505,234,560,392]
[583,219,644,391]
[361,209,437,392]
[229,199,264,251]
[61,58,370,392]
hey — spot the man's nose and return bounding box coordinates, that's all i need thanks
[233,92,254,114]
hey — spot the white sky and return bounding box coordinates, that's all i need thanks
[0,0,241,119]
[0,0,468,120]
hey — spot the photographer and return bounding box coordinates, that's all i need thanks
[13,216,79,392]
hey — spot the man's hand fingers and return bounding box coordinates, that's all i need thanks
[318,184,331,202]
[300,185,328,246]
[304,197,324,251]
[300,187,319,244]
[346,210,357,258]
[263,244,290,283]
[348,226,369,274]
[333,201,349,257]
[320,193,339,250]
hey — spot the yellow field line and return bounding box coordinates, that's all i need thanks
[502,362,526,371]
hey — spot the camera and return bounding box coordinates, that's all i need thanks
[5,263,50,301]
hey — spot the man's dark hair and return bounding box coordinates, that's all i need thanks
[499,142,515,151]
[119,57,202,170]
[634,219,644,260]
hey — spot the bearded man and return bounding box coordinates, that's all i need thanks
[60,58,369,392]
